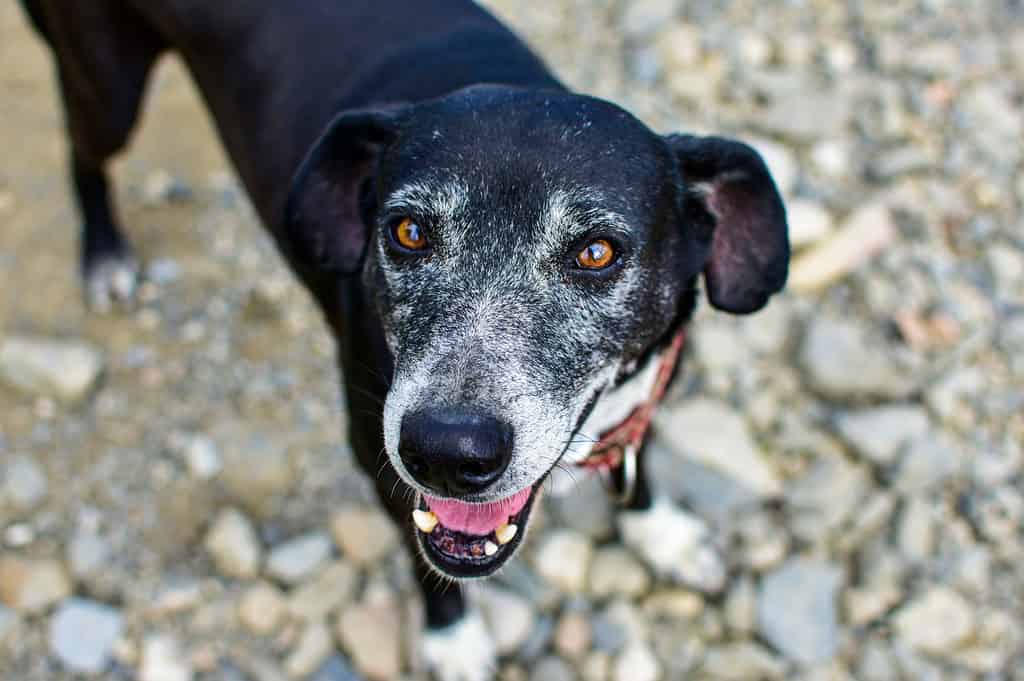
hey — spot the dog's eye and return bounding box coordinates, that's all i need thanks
[392,217,428,251]
[576,239,615,270]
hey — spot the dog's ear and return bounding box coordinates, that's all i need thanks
[284,108,404,274]
[667,134,790,314]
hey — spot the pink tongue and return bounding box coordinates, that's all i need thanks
[424,487,532,536]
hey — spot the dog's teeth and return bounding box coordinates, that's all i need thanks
[495,523,518,545]
[412,509,438,534]
[484,541,499,557]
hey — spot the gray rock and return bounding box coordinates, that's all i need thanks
[647,440,761,519]
[895,434,962,493]
[180,434,222,480]
[0,336,104,403]
[519,614,556,662]
[266,532,333,585]
[757,558,843,665]
[786,455,872,542]
[67,531,113,580]
[2,455,48,512]
[49,598,123,674]
[800,318,916,401]
[533,530,593,594]
[756,90,852,141]
[204,507,262,579]
[547,474,615,541]
[655,398,782,499]
[329,506,399,567]
[835,405,931,465]
[893,587,975,657]
[530,655,575,681]
[0,557,72,614]
[0,604,15,642]
[479,585,536,656]
[310,656,361,681]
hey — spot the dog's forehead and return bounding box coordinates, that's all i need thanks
[381,88,671,219]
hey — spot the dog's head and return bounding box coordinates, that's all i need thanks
[286,86,788,578]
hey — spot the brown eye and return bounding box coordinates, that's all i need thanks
[576,239,615,270]
[393,217,428,251]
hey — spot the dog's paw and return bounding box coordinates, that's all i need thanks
[420,611,497,681]
[618,498,726,594]
[84,253,140,312]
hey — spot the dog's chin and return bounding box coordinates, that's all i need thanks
[414,483,542,580]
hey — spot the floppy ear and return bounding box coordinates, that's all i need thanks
[284,108,403,274]
[667,134,790,314]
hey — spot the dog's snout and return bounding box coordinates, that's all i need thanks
[399,408,513,496]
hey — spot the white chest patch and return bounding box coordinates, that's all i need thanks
[547,351,664,497]
[420,611,496,681]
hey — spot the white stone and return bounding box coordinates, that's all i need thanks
[748,137,798,196]
[614,642,660,681]
[893,587,975,657]
[204,508,262,579]
[49,599,123,674]
[787,200,835,248]
[140,636,193,681]
[533,530,593,594]
[655,398,782,498]
[0,336,104,403]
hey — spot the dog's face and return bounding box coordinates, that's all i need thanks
[286,86,788,578]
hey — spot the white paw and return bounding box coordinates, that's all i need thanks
[618,498,726,594]
[85,254,140,312]
[420,611,497,681]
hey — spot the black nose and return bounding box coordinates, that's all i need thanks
[399,408,513,496]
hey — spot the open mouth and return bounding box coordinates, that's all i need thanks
[412,484,540,578]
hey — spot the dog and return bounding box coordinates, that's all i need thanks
[21,1,789,678]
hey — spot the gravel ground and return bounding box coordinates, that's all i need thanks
[2,1,1023,680]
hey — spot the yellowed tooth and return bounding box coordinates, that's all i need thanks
[495,523,518,545]
[412,509,438,534]
[484,541,499,557]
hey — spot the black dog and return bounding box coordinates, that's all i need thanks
[22,1,788,678]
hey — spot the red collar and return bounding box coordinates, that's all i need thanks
[577,327,687,480]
